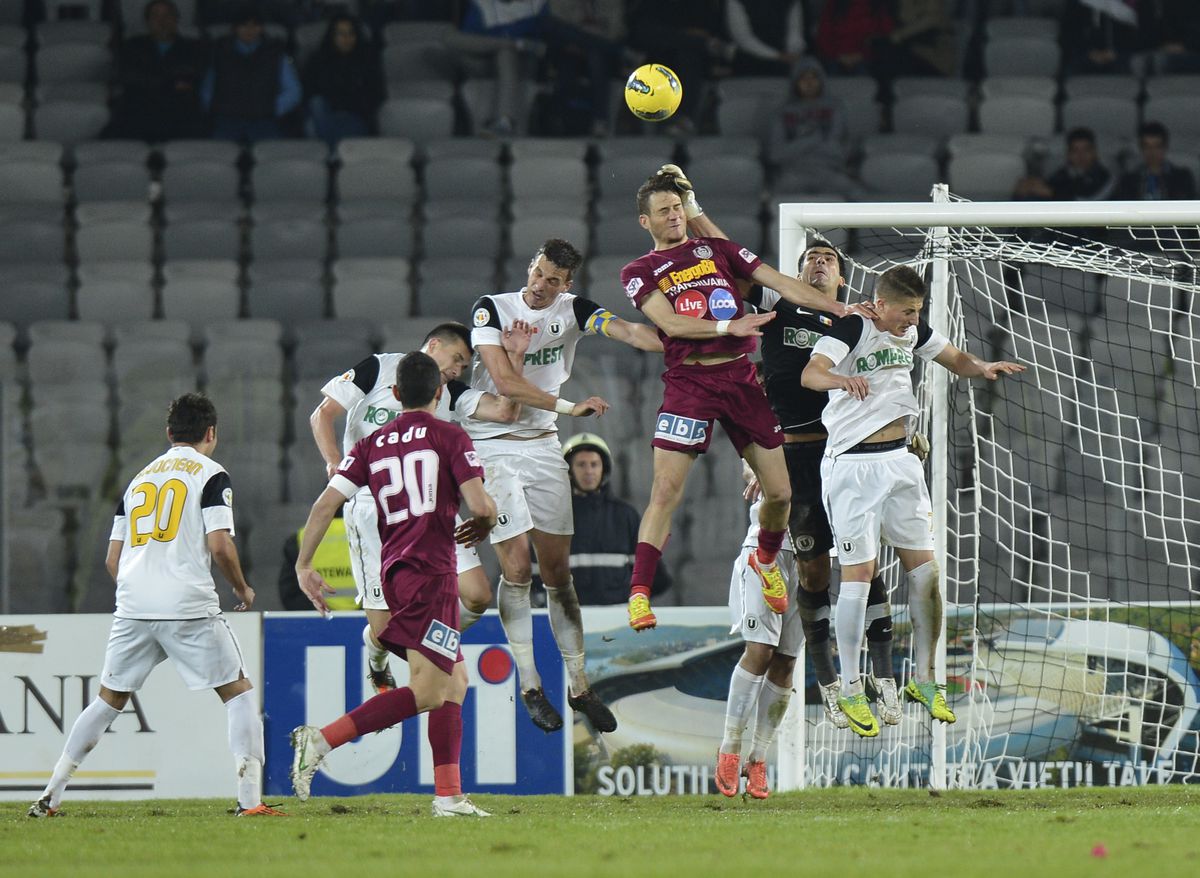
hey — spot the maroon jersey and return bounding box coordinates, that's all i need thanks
[330,411,485,577]
[620,236,763,369]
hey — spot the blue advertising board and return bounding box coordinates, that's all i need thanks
[262,612,569,796]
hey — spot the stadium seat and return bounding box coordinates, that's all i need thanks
[292,328,376,381]
[215,439,285,506]
[1142,74,1200,100]
[592,214,650,256]
[245,277,328,323]
[72,159,152,203]
[1143,95,1200,140]
[979,76,1058,100]
[715,76,786,135]
[890,76,970,100]
[161,139,240,165]
[510,156,589,202]
[382,43,456,82]
[414,255,493,288]
[379,316,459,353]
[76,279,156,324]
[460,77,538,136]
[74,215,154,263]
[335,215,415,259]
[161,277,242,327]
[113,337,195,390]
[1061,96,1139,141]
[250,157,329,205]
[34,20,113,46]
[510,216,588,262]
[161,258,239,284]
[1,280,70,328]
[33,99,109,144]
[860,153,940,198]
[332,276,413,321]
[1063,75,1140,101]
[203,383,285,447]
[421,216,499,259]
[0,159,64,206]
[0,44,24,82]
[34,43,110,84]
[337,137,416,202]
[162,159,242,203]
[984,36,1060,77]
[332,257,411,283]
[251,217,328,261]
[112,319,192,348]
[162,217,242,261]
[891,94,970,138]
[595,154,670,205]
[424,156,503,202]
[978,95,1056,137]
[948,153,1027,200]
[416,278,489,324]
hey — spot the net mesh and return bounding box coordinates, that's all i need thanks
[793,210,1200,788]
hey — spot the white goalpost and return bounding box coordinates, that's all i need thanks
[775,189,1200,791]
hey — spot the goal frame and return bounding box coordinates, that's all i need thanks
[773,189,1200,791]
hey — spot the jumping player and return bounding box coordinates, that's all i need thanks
[291,352,498,817]
[29,393,282,818]
[802,265,1024,736]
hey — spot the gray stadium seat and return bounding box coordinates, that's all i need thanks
[35,43,110,83]
[0,219,64,262]
[72,159,152,202]
[891,76,970,100]
[1061,96,1139,141]
[292,328,377,382]
[424,156,503,202]
[592,214,652,256]
[202,382,285,447]
[460,77,537,136]
[421,216,498,259]
[1063,75,1141,100]
[415,278,489,324]
[860,153,941,197]
[76,279,156,323]
[332,257,411,284]
[978,95,1056,137]
[947,153,1027,200]
[1143,95,1200,140]
[162,217,242,261]
[161,258,240,284]
[510,217,588,262]
[892,94,970,138]
[161,277,242,327]
[161,139,240,165]
[205,337,283,382]
[0,159,64,205]
[251,217,328,261]
[510,156,588,202]
[245,277,328,322]
[1143,74,1200,100]
[251,156,329,204]
[33,99,109,144]
[0,101,23,142]
[337,137,416,202]
[377,96,455,142]
[414,256,492,287]
[74,217,154,263]
[332,276,413,321]
[685,155,764,198]
[335,215,415,259]
[163,159,242,203]
[2,280,70,328]
[984,36,1060,77]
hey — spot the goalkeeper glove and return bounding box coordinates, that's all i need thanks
[908,431,930,462]
[657,163,704,219]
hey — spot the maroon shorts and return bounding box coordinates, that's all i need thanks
[652,355,783,455]
[378,566,463,675]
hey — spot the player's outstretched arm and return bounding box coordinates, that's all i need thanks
[802,352,870,400]
[455,477,498,549]
[640,290,775,339]
[472,392,521,424]
[934,345,1026,380]
[477,343,609,418]
[310,396,348,479]
[207,529,255,611]
[294,486,346,616]
[751,263,870,319]
[602,315,665,352]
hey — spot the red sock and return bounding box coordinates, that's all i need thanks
[629,542,662,599]
[757,528,786,566]
[341,686,418,740]
[428,702,463,797]
[320,715,358,749]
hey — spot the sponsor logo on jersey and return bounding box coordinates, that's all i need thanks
[692,245,713,260]
[673,289,708,318]
[738,247,757,263]
[654,413,707,446]
[365,404,400,426]
[665,258,717,289]
[854,346,915,373]
[708,287,738,320]
[473,306,491,327]
[548,320,562,335]
[745,616,758,631]
[624,277,644,298]
[222,487,233,507]
[465,450,481,468]
[421,619,461,660]
[783,326,823,349]
[523,344,564,366]
[652,260,674,276]
[497,512,511,527]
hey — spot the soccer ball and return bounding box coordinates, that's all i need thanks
[624,63,682,122]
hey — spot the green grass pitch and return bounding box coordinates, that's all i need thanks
[8,787,1200,878]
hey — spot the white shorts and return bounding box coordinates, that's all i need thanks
[820,447,934,566]
[728,547,803,654]
[475,435,573,544]
[347,490,483,612]
[100,614,246,692]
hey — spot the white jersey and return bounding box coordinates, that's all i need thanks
[466,288,608,440]
[109,446,236,620]
[321,351,485,454]
[812,316,949,457]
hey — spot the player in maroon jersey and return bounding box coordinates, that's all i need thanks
[621,169,874,631]
[288,352,499,817]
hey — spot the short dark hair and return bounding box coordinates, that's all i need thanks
[395,351,441,409]
[1139,121,1169,144]
[533,238,583,279]
[423,321,472,354]
[875,265,926,302]
[798,236,846,279]
[167,392,217,443]
[1065,127,1096,147]
[636,173,682,217]
[144,0,178,19]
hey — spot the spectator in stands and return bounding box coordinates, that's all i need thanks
[1061,0,1139,76]
[201,2,302,143]
[563,433,672,605]
[766,57,864,198]
[279,508,353,611]
[1136,0,1200,74]
[881,0,958,78]
[1013,127,1114,201]
[302,13,384,149]
[443,0,547,136]
[725,0,805,77]
[1113,121,1197,201]
[812,0,894,77]
[627,0,735,135]
[537,0,628,136]
[107,0,209,142]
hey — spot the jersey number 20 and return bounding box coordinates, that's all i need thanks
[129,479,188,546]
[370,451,439,524]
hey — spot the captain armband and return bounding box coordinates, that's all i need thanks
[585,308,617,337]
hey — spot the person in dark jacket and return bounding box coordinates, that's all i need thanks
[108,0,210,141]
[201,2,301,142]
[563,433,672,605]
[1113,121,1197,201]
[302,13,384,148]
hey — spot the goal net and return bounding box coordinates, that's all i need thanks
[776,192,1200,790]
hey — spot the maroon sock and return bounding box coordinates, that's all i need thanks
[346,686,418,737]
[757,528,786,566]
[428,702,463,794]
[629,542,662,599]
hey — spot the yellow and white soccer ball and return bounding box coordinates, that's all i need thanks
[624,63,682,122]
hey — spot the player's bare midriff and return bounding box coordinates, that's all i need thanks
[682,351,744,366]
[862,417,907,444]
[785,431,827,443]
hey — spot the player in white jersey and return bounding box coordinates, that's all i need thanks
[310,322,523,694]
[466,238,663,734]
[29,394,282,818]
[802,265,1024,736]
[717,462,801,800]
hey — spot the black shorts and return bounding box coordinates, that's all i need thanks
[784,439,833,560]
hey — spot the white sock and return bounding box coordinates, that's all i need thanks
[720,664,764,755]
[43,698,120,808]
[749,679,792,763]
[544,578,588,695]
[498,576,541,692]
[226,689,265,810]
[459,599,483,633]
[363,624,389,673]
[906,561,940,683]
[836,581,870,696]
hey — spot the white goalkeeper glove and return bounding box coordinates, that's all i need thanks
[657,163,704,219]
[909,431,930,462]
